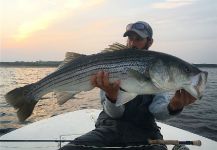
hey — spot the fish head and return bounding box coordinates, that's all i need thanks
[149,57,208,99]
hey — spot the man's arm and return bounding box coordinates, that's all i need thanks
[100,90,125,118]
[148,92,171,120]
[91,71,125,118]
[149,90,196,120]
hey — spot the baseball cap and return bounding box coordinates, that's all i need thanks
[123,21,153,38]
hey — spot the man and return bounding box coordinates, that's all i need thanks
[60,21,196,150]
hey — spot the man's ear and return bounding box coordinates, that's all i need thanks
[148,38,153,48]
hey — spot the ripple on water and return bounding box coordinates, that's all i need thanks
[0,67,217,141]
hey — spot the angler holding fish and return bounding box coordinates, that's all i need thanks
[5,21,208,150]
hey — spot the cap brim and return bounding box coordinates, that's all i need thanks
[123,29,149,38]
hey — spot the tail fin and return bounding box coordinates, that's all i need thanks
[5,84,38,122]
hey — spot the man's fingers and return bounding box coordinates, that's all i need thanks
[91,71,121,96]
[96,71,104,87]
[178,89,197,106]
[90,75,97,87]
[113,80,121,89]
[103,72,110,87]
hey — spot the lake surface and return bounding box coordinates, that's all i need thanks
[0,67,216,141]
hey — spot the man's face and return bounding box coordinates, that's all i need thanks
[127,34,149,49]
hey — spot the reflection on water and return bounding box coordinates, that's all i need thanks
[0,67,101,129]
[0,67,217,141]
[0,67,56,129]
[163,68,217,141]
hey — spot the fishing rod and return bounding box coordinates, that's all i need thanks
[148,139,201,146]
[0,139,202,146]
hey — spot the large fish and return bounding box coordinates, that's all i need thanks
[5,43,208,121]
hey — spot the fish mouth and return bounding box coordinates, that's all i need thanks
[191,71,208,99]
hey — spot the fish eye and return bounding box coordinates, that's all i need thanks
[184,66,191,73]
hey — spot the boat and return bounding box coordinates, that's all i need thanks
[0,109,216,150]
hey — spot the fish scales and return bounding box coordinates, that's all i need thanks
[31,50,151,96]
[5,47,208,122]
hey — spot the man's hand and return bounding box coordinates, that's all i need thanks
[91,71,120,103]
[169,89,197,111]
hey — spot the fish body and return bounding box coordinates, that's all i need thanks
[5,44,208,121]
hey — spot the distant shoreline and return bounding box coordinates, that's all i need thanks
[0,61,61,67]
[0,61,217,68]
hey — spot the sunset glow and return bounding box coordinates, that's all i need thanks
[1,0,216,63]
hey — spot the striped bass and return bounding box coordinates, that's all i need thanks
[5,43,208,121]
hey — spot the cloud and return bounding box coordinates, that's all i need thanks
[150,0,195,9]
[13,0,105,41]
[14,12,62,41]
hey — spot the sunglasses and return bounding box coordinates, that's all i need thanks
[126,23,147,31]
[128,35,144,41]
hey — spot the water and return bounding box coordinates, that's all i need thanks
[0,67,217,141]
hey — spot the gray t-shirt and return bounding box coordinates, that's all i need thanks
[100,90,177,121]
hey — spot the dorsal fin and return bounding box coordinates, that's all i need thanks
[102,42,128,53]
[57,52,86,70]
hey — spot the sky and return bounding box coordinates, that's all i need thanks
[0,0,217,63]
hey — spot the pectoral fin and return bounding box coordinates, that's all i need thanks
[115,88,137,106]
